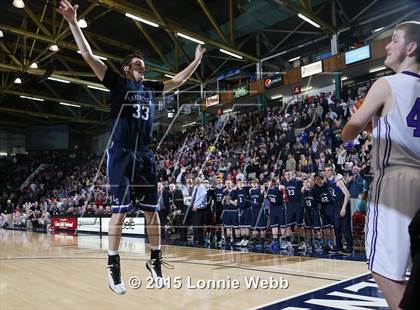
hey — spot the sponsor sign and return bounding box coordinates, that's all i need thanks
[345,45,371,65]
[51,217,77,231]
[77,217,145,235]
[264,74,283,89]
[205,94,220,107]
[232,85,249,99]
[301,60,323,78]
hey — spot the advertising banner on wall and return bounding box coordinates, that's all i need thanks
[301,60,323,78]
[51,217,77,231]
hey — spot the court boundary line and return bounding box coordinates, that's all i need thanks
[248,271,371,310]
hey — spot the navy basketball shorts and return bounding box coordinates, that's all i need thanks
[222,209,239,228]
[251,206,266,230]
[321,204,335,229]
[239,207,252,228]
[304,207,322,230]
[107,146,158,214]
[269,205,287,229]
[286,203,305,227]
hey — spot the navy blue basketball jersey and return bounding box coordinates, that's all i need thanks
[327,178,345,207]
[283,178,303,205]
[303,188,316,208]
[223,188,235,209]
[214,186,225,206]
[249,188,263,207]
[102,69,164,148]
[235,187,250,209]
[313,183,335,207]
[267,186,285,207]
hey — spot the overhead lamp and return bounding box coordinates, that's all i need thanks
[48,77,70,84]
[60,102,81,108]
[49,44,59,52]
[125,13,159,28]
[182,121,197,127]
[20,95,44,101]
[341,76,348,81]
[0,30,4,38]
[164,74,175,78]
[289,56,301,62]
[219,49,243,59]
[14,77,22,84]
[301,86,313,92]
[87,85,110,92]
[369,66,387,73]
[176,32,205,45]
[77,19,88,28]
[373,27,384,33]
[271,94,283,100]
[77,50,107,61]
[13,0,25,8]
[29,62,38,69]
[297,13,320,28]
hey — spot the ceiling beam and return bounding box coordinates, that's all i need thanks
[0,41,22,66]
[0,24,201,83]
[196,0,228,44]
[0,107,105,125]
[1,89,109,112]
[23,5,53,39]
[229,0,234,45]
[132,21,172,70]
[88,0,259,62]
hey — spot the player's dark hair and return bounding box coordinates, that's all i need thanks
[121,51,144,72]
[396,21,420,63]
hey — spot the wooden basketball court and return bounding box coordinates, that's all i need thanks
[0,230,369,310]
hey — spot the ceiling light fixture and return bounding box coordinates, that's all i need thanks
[125,13,159,28]
[60,102,81,108]
[20,95,44,101]
[297,13,320,28]
[29,63,38,69]
[176,32,205,45]
[48,77,70,84]
[14,77,22,84]
[369,66,387,73]
[219,49,243,59]
[12,0,25,9]
[87,85,110,92]
[49,44,59,52]
[77,19,88,28]
[164,74,175,78]
[289,56,301,62]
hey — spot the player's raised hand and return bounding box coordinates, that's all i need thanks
[195,44,206,62]
[57,0,79,24]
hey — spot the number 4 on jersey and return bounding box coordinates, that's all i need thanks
[406,97,420,137]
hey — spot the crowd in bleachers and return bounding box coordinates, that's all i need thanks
[1,88,371,253]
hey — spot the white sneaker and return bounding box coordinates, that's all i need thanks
[243,239,249,247]
[235,239,244,246]
[146,254,174,288]
[107,263,127,295]
[298,242,306,252]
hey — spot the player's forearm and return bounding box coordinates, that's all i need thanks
[341,123,362,142]
[68,21,94,59]
[172,59,201,86]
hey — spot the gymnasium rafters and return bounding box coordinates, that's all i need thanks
[0,0,418,133]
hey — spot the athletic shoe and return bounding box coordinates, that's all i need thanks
[266,239,280,250]
[297,242,306,253]
[217,237,226,248]
[242,239,249,247]
[107,260,127,295]
[281,241,293,251]
[333,247,343,255]
[146,252,174,288]
[342,248,353,255]
[236,239,244,246]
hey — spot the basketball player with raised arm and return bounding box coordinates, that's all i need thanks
[342,21,419,309]
[57,0,205,294]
